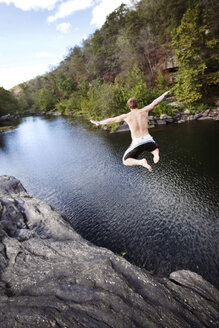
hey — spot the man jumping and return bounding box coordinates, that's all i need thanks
[90,91,169,172]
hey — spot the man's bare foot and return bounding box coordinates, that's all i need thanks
[140,159,152,172]
[153,153,160,164]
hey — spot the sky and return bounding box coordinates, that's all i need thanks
[0,0,138,90]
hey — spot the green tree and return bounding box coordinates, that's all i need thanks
[39,88,56,111]
[157,69,169,91]
[116,34,138,77]
[82,81,127,120]
[172,7,219,103]
[59,78,77,98]
[17,83,35,111]
[0,87,19,116]
[9,0,219,114]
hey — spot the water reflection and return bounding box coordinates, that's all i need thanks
[0,116,218,288]
[0,133,7,150]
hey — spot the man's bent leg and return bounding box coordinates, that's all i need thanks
[123,158,152,172]
[151,148,159,164]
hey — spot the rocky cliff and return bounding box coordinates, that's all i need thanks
[0,175,218,328]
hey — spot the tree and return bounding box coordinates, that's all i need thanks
[0,87,19,116]
[9,0,219,113]
[59,78,77,98]
[172,6,219,103]
[39,89,56,111]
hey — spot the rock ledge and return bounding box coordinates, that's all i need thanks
[0,175,218,328]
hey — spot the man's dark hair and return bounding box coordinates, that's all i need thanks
[127,97,138,109]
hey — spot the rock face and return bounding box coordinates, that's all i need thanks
[0,176,218,328]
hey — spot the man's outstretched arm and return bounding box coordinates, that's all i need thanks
[141,90,170,112]
[90,113,128,126]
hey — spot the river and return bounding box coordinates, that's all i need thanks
[0,116,218,287]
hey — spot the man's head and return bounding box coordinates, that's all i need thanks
[127,97,138,110]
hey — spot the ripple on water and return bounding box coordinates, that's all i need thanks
[0,117,218,288]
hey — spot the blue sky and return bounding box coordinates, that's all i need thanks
[0,0,138,90]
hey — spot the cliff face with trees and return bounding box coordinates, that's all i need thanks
[3,0,218,119]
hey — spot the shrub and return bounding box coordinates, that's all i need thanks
[56,92,85,115]
[182,102,208,114]
[157,69,169,91]
[153,101,178,117]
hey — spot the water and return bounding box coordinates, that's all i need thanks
[0,116,218,288]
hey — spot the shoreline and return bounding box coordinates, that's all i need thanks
[114,107,219,133]
[0,106,218,134]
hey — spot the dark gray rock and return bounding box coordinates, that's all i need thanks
[166,117,174,123]
[155,119,166,125]
[0,175,26,195]
[0,176,219,328]
[25,110,35,116]
[114,123,129,133]
[194,113,202,120]
[198,116,213,120]
[0,114,11,122]
[103,125,110,131]
[46,111,61,116]
[160,114,171,120]
[168,101,184,108]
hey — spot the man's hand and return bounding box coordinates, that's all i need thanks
[90,120,100,126]
[163,90,170,97]
[141,90,170,112]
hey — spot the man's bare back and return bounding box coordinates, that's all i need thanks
[90,90,169,172]
[124,109,150,139]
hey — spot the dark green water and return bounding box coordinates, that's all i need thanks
[0,116,218,287]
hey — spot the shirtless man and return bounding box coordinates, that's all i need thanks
[90,90,169,172]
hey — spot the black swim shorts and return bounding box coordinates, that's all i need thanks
[123,142,159,160]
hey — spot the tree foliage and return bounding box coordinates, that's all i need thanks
[6,0,218,118]
[172,7,219,103]
[0,87,19,116]
[39,88,57,111]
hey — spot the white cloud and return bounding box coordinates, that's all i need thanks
[46,0,139,27]
[56,22,71,33]
[0,64,50,90]
[47,0,93,22]
[0,0,61,11]
[36,51,54,57]
[91,0,133,28]
[0,1,140,28]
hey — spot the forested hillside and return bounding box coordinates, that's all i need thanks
[0,87,19,117]
[7,0,219,119]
